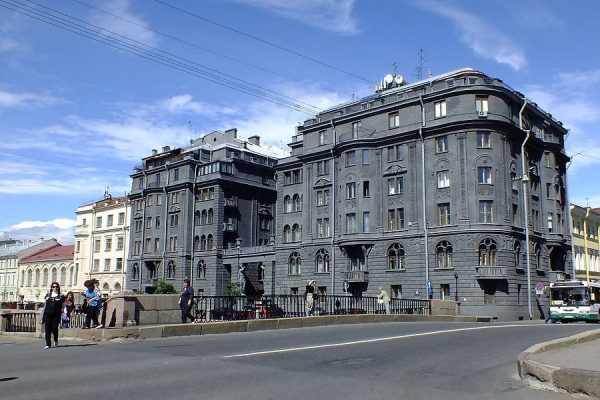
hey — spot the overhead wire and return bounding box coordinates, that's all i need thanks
[0,0,321,115]
[151,0,375,84]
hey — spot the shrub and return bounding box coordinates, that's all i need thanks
[153,280,177,294]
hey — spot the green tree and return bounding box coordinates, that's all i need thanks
[153,279,177,294]
[224,282,242,297]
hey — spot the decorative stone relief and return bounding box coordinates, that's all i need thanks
[435,188,451,200]
[477,186,494,196]
[388,196,404,206]
[346,199,357,209]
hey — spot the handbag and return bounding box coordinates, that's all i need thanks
[377,299,384,304]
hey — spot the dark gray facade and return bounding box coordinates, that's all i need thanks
[126,129,281,295]
[273,68,571,320]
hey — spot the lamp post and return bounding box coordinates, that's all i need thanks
[454,273,459,302]
[236,238,242,294]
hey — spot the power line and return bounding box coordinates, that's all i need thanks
[151,0,374,84]
[0,0,320,115]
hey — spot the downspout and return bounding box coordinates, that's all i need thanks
[519,99,533,320]
[162,164,170,280]
[564,134,577,280]
[330,118,336,296]
[121,201,128,291]
[190,163,199,283]
[139,170,147,291]
[418,94,430,298]
[584,207,591,283]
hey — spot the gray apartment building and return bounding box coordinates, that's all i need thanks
[127,129,287,296]
[274,68,571,320]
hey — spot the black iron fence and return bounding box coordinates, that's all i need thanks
[193,295,430,322]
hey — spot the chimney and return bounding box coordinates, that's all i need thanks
[151,149,158,156]
[225,128,238,139]
[248,135,260,146]
[162,145,171,152]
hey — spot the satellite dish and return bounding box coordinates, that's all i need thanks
[395,75,404,85]
[384,74,394,85]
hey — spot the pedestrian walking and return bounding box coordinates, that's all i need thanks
[179,277,195,323]
[42,282,64,349]
[305,280,317,317]
[83,279,101,329]
[61,291,75,329]
[378,287,391,314]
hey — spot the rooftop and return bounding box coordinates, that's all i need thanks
[20,244,74,263]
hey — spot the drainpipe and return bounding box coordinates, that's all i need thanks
[190,163,199,283]
[330,118,336,296]
[564,137,577,280]
[519,99,533,320]
[418,95,430,298]
[584,207,591,283]
[162,164,170,280]
[139,170,147,291]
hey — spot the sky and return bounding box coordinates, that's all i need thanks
[1,0,600,244]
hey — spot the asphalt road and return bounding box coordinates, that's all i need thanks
[1,321,597,400]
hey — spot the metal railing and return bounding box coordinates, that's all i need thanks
[475,266,507,278]
[193,295,430,322]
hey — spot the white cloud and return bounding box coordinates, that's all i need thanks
[89,0,157,46]
[1,219,76,244]
[413,1,526,71]
[235,0,359,34]
[0,89,61,109]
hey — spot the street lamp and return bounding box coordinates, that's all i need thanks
[454,273,459,302]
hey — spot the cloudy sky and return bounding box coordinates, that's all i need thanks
[1,0,599,243]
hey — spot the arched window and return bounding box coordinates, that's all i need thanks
[26,269,32,287]
[193,236,200,252]
[284,195,292,213]
[207,235,213,250]
[34,268,40,287]
[114,282,121,292]
[292,224,302,242]
[42,268,49,287]
[69,266,74,286]
[293,194,302,212]
[514,241,522,269]
[387,243,405,270]
[60,267,66,286]
[167,261,176,279]
[436,241,453,269]
[207,209,214,224]
[478,239,497,266]
[51,267,57,283]
[196,259,206,279]
[132,263,139,280]
[194,210,201,226]
[103,282,110,291]
[316,249,329,273]
[201,235,207,251]
[288,252,301,275]
[201,210,207,225]
[283,225,291,243]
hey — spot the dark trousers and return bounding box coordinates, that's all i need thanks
[181,306,194,323]
[85,305,99,328]
[44,314,60,346]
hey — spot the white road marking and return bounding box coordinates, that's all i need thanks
[223,324,544,358]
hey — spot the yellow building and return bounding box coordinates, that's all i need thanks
[570,204,600,281]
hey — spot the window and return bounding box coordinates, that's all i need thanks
[440,284,450,300]
[288,252,301,275]
[478,239,497,266]
[436,241,453,269]
[316,218,330,238]
[387,243,405,270]
[194,210,201,226]
[173,168,180,181]
[96,216,102,228]
[76,241,80,253]
[145,238,151,253]
[387,177,404,195]
[138,177,143,189]
[388,112,399,128]
[346,213,357,234]
[548,213,554,233]
[292,169,302,184]
[154,173,160,187]
[155,216,161,228]
[156,194,162,205]
[478,167,492,184]
[292,194,302,212]
[154,238,160,252]
[363,181,370,197]
[477,132,491,148]
[475,97,489,114]
[131,264,139,280]
[318,130,327,145]
[316,160,329,175]
[546,183,552,199]
[479,200,493,223]
[362,212,370,233]
[105,237,112,251]
[170,213,179,227]
[437,170,450,188]
[104,259,111,272]
[107,214,113,227]
[92,259,100,272]
[434,100,447,118]
[146,216,152,229]
[292,224,302,242]
[362,149,369,165]
[387,208,405,231]
[514,241,522,270]
[345,151,356,166]
[196,260,207,279]
[147,195,154,207]
[168,236,178,252]
[391,285,402,299]
[512,204,519,226]
[169,191,181,204]
[167,261,176,279]
[207,209,214,224]
[387,145,403,162]
[283,225,291,243]
[133,241,141,255]
[352,121,360,138]
[207,235,213,250]
[284,196,292,213]
[94,239,101,252]
[316,249,329,273]
[438,203,450,226]
[346,182,356,199]
[435,136,448,153]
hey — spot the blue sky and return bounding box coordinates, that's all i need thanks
[1,0,600,243]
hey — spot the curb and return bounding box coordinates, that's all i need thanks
[517,328,600,398]
[53,314,491,342]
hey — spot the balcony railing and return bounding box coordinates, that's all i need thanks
[223,222,238,232]
[342,270,369,282]
[475,266,507,279]
[223,245,275,256]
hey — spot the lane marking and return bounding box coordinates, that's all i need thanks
[223,324,545,358]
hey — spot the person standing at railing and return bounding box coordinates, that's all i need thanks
[305,280,317,317]
[61,292,75,329]
[83,279,101,329]
[42,282,64,349]
[378,287,391,314]
[179,277,196,323]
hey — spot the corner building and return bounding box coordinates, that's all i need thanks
[274,68,571,320]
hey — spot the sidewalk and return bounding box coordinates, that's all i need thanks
[517,328,600,398]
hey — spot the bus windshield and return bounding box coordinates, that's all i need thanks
[550,287,588,306]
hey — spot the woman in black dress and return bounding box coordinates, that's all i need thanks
[42,281,64,349]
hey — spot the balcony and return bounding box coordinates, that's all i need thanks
[342,270,369,283]
[475,266,507,279]
[224,197,238,207]
[223,222,238,232]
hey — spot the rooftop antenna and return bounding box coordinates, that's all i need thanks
[103,186,110,198]
[188,121,193,142]
[392,61,398,76]
[415,47,427,80]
